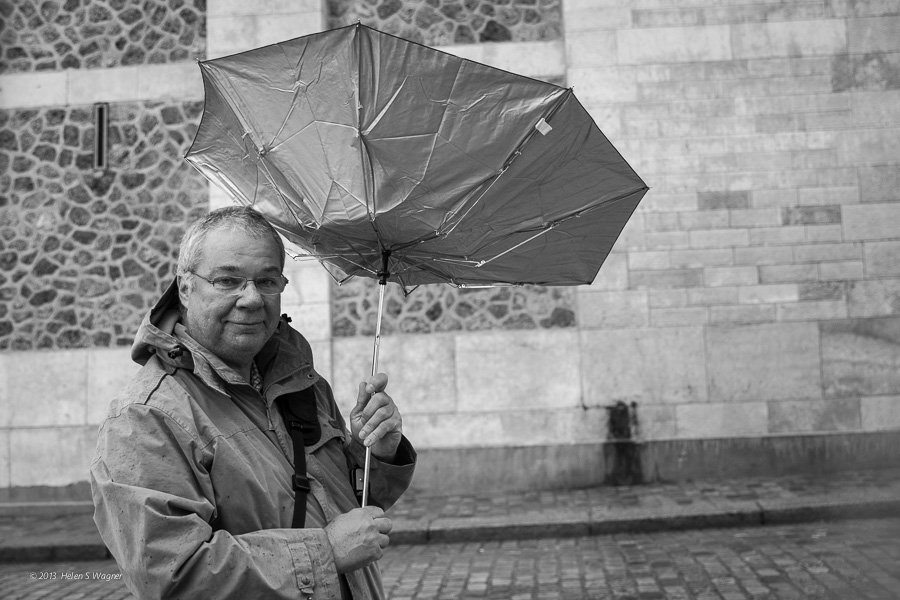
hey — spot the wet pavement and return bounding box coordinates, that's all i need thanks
[1,468,899,562]
[0,468,898,599]
[1,519,898,599]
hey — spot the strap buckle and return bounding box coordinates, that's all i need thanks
[288,419,318,437]
[292,474,311,493]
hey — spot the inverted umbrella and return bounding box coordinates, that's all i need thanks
[185,23,648,505]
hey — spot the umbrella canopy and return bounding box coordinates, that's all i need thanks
[185,23,647,290]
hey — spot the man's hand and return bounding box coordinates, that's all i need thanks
[324,506,392,574]
[349,373,402,461]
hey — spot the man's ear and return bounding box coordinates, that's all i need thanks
[177,275,191,308]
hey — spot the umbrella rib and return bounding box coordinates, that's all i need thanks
[266,43,312,148]
[204,64,271,153]
[269,43,361,152]
[267,121,326,152]
[203,109,258,165]
[362,79,407,136]
[437,88,572,238]
[390,254,462,285]
[255,157,310,219]
[292,248,376,275]
[353,26,388,258]
[475,186,649,266]
[189,107,265,206]
[399,185,648,267]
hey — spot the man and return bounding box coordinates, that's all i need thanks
[91,206,415,600]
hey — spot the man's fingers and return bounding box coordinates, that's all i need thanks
[354,381,369,409]
[358,401,399,439]
[356,393,393,432]
[354,373,388,410]
[374,516,392,534]
[364,373,388,395]
[361,506,384,518]
[360,392,390,420]
[362,414,400,447]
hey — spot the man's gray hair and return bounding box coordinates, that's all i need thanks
[176,206,286,279]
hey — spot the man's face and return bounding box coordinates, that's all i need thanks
[178,227,283,374]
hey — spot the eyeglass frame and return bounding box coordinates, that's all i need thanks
[186,270,290,296]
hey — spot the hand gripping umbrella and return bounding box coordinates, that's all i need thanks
[185,23,648,506]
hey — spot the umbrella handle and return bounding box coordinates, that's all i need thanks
[361,281,387,507]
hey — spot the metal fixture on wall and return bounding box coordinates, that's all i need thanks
[93,102,109,170]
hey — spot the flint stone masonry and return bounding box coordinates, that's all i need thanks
[328,0,562,46]
[332,279,576,338]
[0,0,207,75]
[0,102,207,350]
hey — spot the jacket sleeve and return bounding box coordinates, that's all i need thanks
[90,402,342,600]
[345,435,416,511]
[316,379,417,512]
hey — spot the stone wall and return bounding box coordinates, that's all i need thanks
[555,0,900,477]
[0,102,207,350]
[0,0,209,350]
[1,0,898,499]
[0,0,206,74]
[0,0,212,497]
[328,0,563,45]
[333,282,576,336]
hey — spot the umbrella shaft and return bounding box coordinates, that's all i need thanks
[362,282,387,507]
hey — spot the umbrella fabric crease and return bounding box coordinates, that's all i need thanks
[186,23,647,291]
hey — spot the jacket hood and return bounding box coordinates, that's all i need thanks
[132,279,186,368]
[131,279,317,391]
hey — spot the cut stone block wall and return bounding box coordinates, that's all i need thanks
[564,0,900,456]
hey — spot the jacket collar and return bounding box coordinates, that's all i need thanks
[132,279,318,400]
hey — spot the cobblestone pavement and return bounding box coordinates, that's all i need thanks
[2,518,899,600]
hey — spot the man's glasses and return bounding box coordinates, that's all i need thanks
[189,271,289,296]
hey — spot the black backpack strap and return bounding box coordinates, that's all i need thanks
[278,386,321,529]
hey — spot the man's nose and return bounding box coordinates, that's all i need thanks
[234,280,266,306]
